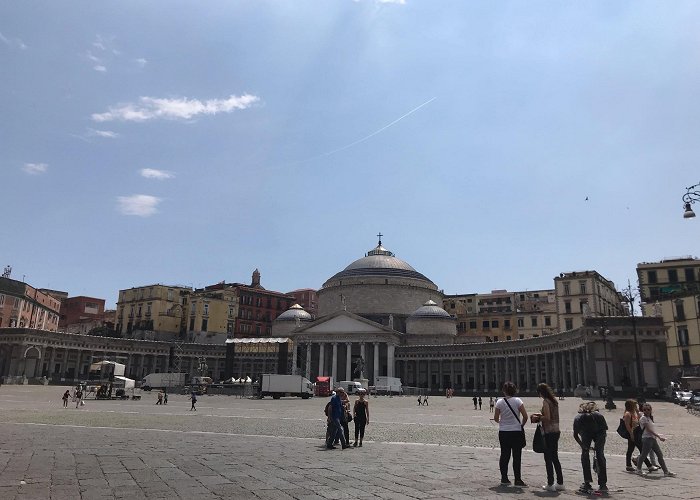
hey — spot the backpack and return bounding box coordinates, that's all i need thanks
[324,401,331,417]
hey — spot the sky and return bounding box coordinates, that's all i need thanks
[2,1,700,309]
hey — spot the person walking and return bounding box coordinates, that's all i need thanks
[493,381,528,487]
[417,395,423,406]
[326,388,349,449]
[62,390,70,408]
[531,383,565,492]
[623,399,656,472]
[478,396,483,410]
[423,395,429,406]
[353,389,369,447]
[573,402,608,494]
[472,395,478,410]
[489,396,495,413]
[190,391,197,411]
[156,390,163,405]
[635,403,676,477]
[75,387,83,408]
[336,388,351,446]
[163,389,168,405]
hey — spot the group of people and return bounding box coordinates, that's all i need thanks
[325,387,370,449]
[155,389,169,405]
[61,386,84,408]
[494,381,676,495]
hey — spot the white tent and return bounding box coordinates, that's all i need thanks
[89,360,125,377]
[114,376,135,389]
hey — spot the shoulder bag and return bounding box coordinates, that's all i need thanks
[616,418,630,439]
[533,424,547,453]
[503,397,526,448]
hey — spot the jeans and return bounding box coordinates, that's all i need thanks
[327,418,347,448]
[638,438,668,474]
[498,431,524,481]
[626,438,652,468]
[580,433,607,487]
[354,420,366,442]
[543,432,563,486]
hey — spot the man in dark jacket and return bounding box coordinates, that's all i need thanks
[573,401,608,493]
[326,388,349,449]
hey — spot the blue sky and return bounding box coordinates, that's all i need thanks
[2,1,699,308]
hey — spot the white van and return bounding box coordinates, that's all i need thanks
[338,380,364,394]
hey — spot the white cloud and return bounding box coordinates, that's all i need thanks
[117,194,161,216]
[22,163,48,175]
[140,168,174,180]
[93,65,107,72]
[89,129,119,138]
[0,31,28,50]
[135,58,147,67]
[92,93,259,122]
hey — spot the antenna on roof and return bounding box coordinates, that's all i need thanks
[2,265,11,278]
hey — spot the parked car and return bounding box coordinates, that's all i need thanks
[678,391,693,406]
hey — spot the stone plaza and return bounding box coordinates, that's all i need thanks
[1,386,699,499]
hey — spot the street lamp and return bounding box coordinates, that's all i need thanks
[682,182,700,218]
[594,324,616,410]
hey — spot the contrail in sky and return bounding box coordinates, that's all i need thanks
[273,97,437,169]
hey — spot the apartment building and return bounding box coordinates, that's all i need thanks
[0,277,61,331]
[637,257,700,372]
[115,284,191,338]
[554,271,626,331]
[514,289,558,338]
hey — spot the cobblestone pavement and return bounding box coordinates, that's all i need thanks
[1,386,698,499]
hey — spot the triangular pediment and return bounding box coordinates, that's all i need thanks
[294,310,396,336]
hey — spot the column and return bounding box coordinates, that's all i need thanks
[48,347,57,379]
[493,357,499,389]
[360,343,366,376]
[582,347,589,386]
[473,359,478,391]
[525,355,531,392]
[568,350,575,390]
[462,359,467,392]
[505,356,510,382]
[415,359,420,387]
[426,360,431,391]
[139,353,146,379]
[373,343,379,384]
[545,352,551,386]
[403,359,408,386]
[34,346,45,378]
[438,359,443,391]
[449,359,455,390]
[485,358,491,391]
[552,352,559,390]
[305,343,311,379]
[318,343,325,377]
[387,344,395,378]
[345,343,352,381]
[75,351,83,379]
[577,349,584,386]
[515,356,520,388]
[331,343,338,381]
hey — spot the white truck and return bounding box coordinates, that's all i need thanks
[259,374,314,399]
[338,380,365,394]
[140,372,186,391]
[374,376,402,395]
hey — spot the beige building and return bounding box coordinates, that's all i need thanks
[554,271,626,331]
[0,277,61,331]
[637,257,700,374]
[514,289,558,338]
[115,284,191,339]
[184,285,239,344]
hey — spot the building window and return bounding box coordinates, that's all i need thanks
[530,317,537,327]
[491,320,499,328]
[519,334,524,339]
[675,301,686,321]
[0,294,4,306]
[647,270,657,284]
[506,336,512,341]
[678,327,689,347]
[563,282,570,295]
[190,302,196,314]
[146,303,152,316]
[256,325,261,335]
[579,281,587,294]
[504,319,511,328]
[201,318,208,331]
[482,320,490,329]
[565,318,573,330]
[682,350,691,366]
[684,268,695,282]
[167,289,173,301]
[668,269,678,283]
[517,318,524,327]
[545,316,551,326]
[203,303,209,316]
[137,305,142,316]
[564,301,572,314]
[227,322,234,334]
[469,321,477,329]
[228,306,234,318]
[189,317,195,330]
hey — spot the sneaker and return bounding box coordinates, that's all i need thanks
[542,484,556,492]
[555,484,566,491]
[631,456,638,466]
[326,445,336,449]
[636,469,648,477]
[353,442,357,447]
[579,483,592,493]
[649,465,661,472]
[514,479,527,487]
[358,442,362,447]
[626,466,636,472]
[664,471,676,477]
[597,485,609,492]
[500,479,511,485]
[341,444,350,449]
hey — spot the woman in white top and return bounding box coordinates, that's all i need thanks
[493,381,528,487]
[636,403,676,477]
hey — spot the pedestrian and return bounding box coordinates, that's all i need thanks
[489,396,495,413]
[417,395,423,406]
[635,403,675,477]
[423,395,429,406]
[353,389,369,447]
[326,387,349,449]
[156,390,163,405]
[573,401,608,494]
[190,391,197,411]
[336,388,351,445]
[163,389,168,405]
[62,390,70,408]
[493,381,528,487]
[478,396,483,410]
[472,395,478,410]
[558,388,564,401]
[623,399,656,472]
[531,383,565,492]
[75,387,83,408]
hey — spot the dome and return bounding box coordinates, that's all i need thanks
[409,300,453,319]
[275,304,313,322]
[323,241,435,286]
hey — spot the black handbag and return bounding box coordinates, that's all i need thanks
[617,418,630,439]
[503,398,526,448]
[533,424,547,453]
[345,411,353,423]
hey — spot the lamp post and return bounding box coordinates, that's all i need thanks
[622,282,646,402]
[595,323,616,410]
[682,181,700,218]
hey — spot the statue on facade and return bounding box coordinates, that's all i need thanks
[353,356,365,379]
[389,314,394,329]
